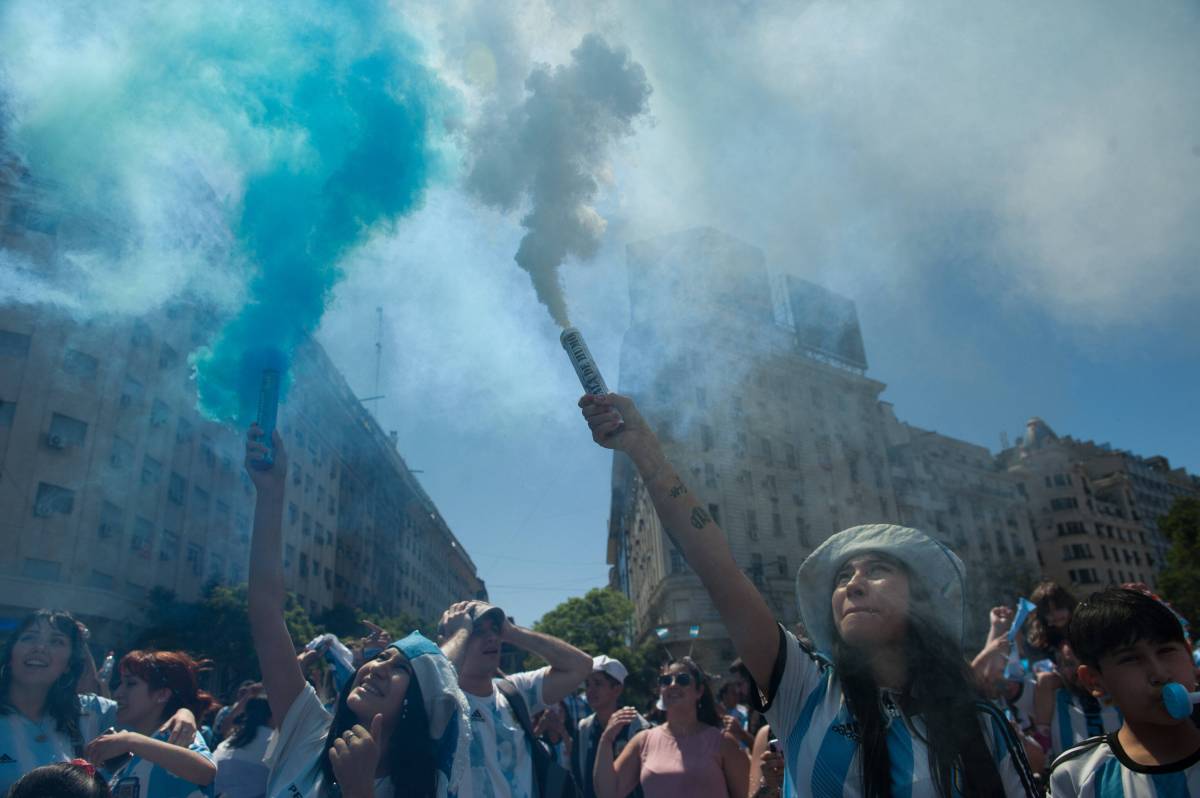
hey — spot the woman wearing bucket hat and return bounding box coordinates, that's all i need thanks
[244,426,471,798]
[579,394,1038,797]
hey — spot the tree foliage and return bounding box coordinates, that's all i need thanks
[136,583,318,696]
[1157,497,1200,625]
[530,588,666,712]
[315,603,434,642]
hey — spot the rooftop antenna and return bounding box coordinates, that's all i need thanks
[359,307,387,410]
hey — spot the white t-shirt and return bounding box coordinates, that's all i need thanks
[214,724,272,798]
[465,668,547,798]
[0,693,116,795]
[262,683,392,798]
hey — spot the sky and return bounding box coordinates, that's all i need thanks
[3,1,1199,626]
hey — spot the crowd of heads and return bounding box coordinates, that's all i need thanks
[2,570,1198,796]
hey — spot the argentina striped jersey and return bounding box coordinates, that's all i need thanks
[751,627,1038,797]
[1048,734,1200,797]
[1049,688,1123,760]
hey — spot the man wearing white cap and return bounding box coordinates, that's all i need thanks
[572,656,648,798]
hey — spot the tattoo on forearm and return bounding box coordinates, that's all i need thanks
[690,506,712,529]
[669,482,688,498]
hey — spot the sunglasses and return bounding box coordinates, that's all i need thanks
[658,672,694,688]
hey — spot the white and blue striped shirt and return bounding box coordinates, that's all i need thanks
[752,627,1038,797]
[1048,734,1200,797]
[1049,688,1123,760]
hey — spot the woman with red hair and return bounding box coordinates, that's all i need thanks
[85,650,219,797]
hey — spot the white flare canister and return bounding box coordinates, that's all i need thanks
[560,326,609,395]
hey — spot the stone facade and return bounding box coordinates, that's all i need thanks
[0,165,484,649]
[999,419,1199,593]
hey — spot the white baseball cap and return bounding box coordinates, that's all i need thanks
[592,655,628,685]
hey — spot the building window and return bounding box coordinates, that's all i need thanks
[210,554,224,582]
[750,554,764,585]
[150,400,170,428]
[22,558,61,581]
[1050,497,1079,511]
[120,376,143,409]
[109,437,134,470]
[0,399,15,427]
[99,501,123,540]
[300,553,309,578]
[168,473,187,505]
[131,518,155,560]
[302,513,312,536]
[746,510,759,540]
[701,425,714,452]
[776,555,789,577]
[285,545,295,569]
[89,571,115,590]
[158,344,178,370]
[62,349,98,379]
[708,503,721,526]
[33,482,75,517]
[785,443,797,470]
[46,413,88,449]
[130,321,152,347]
[760,438,773,465]
[187,544,203,576]
[704,463,717,489]
[288,503,299,525]
[141,456,162,485]
[796,516,809,546]
[176,418,193,445]
[772,512,783,537]
[0,330,32,358]
[161,531,179,562]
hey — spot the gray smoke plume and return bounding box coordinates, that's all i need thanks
[465,33,651,327]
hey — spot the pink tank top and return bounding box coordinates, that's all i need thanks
[638,724,727,798]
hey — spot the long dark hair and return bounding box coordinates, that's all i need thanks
[228,696,271,749]
[833,579,1005,797]
[8,761,111,798]
[0,610,88,755]
[1026,581,1077,654]
[663,657,723,729]
[319,662,436,798]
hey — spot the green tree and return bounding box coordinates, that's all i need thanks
[1157,496,1200,624]
[316,603,434,642]
[529,588,665,712]
[136,583,318,695]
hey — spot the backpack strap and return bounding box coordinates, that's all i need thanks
[496,680,549,795]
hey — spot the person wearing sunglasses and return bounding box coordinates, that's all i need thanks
[578,394,1039,797]
[592,657,748,798]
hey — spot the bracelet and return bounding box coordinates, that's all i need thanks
[752,785,780,798]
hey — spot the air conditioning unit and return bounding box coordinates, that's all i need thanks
[45,434,66,450]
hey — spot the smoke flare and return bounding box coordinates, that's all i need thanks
[0,1,453,424]
[466,33,652,327]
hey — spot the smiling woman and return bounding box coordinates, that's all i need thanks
[244,427,472,798]
[0,610,112,795]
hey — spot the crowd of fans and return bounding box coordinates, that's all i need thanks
[1,394,1197,797]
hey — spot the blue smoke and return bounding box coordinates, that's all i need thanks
[0,1,453,424]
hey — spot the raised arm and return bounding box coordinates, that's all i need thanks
[593,709,644,798]
[502,625,591,705]
[245,427,306,726]
[580,394,779,687]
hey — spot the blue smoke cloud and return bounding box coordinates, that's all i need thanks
[0,1,453,424]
